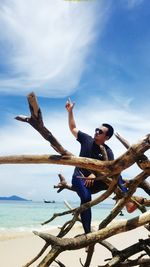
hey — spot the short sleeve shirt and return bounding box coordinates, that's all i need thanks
[73,130,114,177]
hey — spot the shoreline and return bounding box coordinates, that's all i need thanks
[0,223,149,267]
[0,225,61,241]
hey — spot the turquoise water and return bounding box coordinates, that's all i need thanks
[0,200,142,233]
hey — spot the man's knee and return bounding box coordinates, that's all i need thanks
[81,193,91,203]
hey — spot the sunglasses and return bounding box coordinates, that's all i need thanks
[95,128,105,135]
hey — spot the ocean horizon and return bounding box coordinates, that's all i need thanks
[0,200,142,238]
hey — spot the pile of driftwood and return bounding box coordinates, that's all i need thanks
[0,92,150,267]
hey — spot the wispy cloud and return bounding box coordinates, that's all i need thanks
[0,0,108,97]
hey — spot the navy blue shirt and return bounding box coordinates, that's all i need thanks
[73,130,114,177]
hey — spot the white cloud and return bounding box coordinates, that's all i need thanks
[0,97,149,200]
[0,0,107,96]
[109,91,134,109]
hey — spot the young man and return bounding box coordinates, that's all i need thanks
[65,99,114,234]
[65,99,144,235]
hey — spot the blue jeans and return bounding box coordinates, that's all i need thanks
[72,174,107,234]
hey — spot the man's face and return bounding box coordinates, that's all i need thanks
[94,126,109,145]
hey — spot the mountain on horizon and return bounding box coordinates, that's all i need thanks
[0,195,31,201]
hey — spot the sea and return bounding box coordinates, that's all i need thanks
[0,200,142,239]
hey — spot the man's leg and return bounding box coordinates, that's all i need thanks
[72,175,92,234]
[90,180,108,194]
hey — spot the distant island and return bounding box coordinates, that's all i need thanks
[0,195,31,201]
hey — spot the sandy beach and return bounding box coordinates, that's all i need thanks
[0,223,149,267]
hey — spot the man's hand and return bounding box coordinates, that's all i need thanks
[65,98,78,138]
[77,173,96,188]
[84,179,94,188]
[65,98,75,112]
[84,173,96,187]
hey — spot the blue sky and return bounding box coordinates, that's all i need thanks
[0,0,149,202]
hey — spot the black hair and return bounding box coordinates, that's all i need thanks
[102,123,114,139]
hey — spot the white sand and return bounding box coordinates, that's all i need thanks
[0,224,149,267]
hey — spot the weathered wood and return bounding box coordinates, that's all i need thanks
[98,258,150,267]
[99,171,149,229]
[0,143,150,176]
[99,240,118,255]
[42,176,118,226]
[27,92,40,118]
[15,92,72,156]
[1,92,150,267]
[22,243,49,267]
[33,210,150,250]
[116,259,150,267]
[37,246,62,267]
[14,92,150,173]
[115,132,150,193]
[82,244,95,267]
[54,174,73,193]
[34,178,119,266]
[139,180,150,195]
[104,238,150,267]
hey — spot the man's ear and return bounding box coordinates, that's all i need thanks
[105,136,109,141]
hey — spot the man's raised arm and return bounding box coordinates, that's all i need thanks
[65,98,78,138]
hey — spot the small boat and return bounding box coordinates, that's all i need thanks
[119,210,124,216]
[44,199,55,203]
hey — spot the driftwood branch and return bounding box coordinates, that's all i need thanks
[54,174,74,193]
[26,178,119,266]
[15,92,72,156]
[101,238,150,267]
[33,211,150,250]
[139,180,150,195]
[98,256,150,267]
[1,92,150,267]
[42,175,118,226]
[99,170,149,230]
[0,140,150,175]
[115,132,150,195]
[22,243,49,267]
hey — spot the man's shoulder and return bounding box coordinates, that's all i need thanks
[104,143,112,150]
[104,144,114,160]
[77,130,93,142]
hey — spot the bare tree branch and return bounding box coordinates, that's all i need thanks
[0,140,150,175]
[1,92,150,267]
[115,132,150,194]
[33,211,150,250]
[98,257,150,267]
[102,238,150,267]
[15,92,72,156]
[22,243,49,267]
